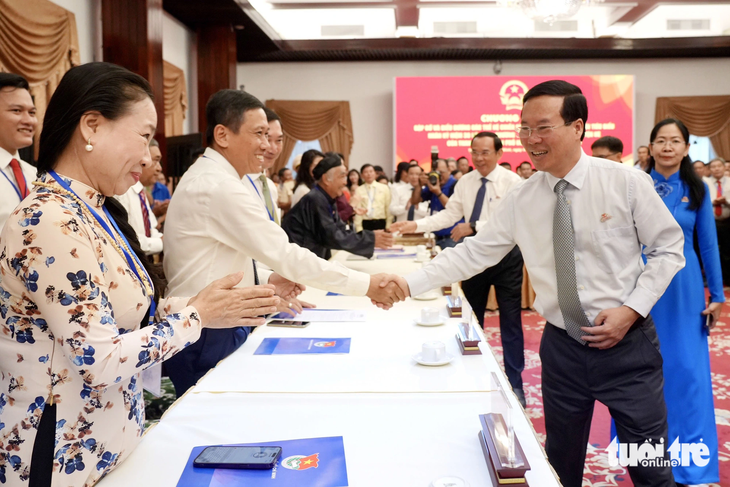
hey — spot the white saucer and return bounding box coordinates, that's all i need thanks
[430,477,470,487]
[413,318,445,327]
[413,292,438,301]
[412,352,454,366]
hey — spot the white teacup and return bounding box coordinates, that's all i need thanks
[416,250,430,262]
[422,341,446,363]
[416,245,427,252]
[420,307,440,324]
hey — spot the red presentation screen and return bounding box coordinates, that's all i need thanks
[394,75,634,170]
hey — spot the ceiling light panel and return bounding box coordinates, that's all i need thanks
[250,5,396,39]
[625,4,730,38]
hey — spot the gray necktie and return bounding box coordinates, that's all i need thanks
[553,179,592,344]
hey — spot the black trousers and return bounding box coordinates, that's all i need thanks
[29,403,55,487]
[461,246,524,390]
[716,218,730,285]
[361,219,386,231]
[540,317,676,487]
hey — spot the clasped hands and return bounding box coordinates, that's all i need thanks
[367,274,411,309]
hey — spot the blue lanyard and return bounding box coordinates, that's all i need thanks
[246,175,275,222]
[48,171,154,301]
[1,169,25,201]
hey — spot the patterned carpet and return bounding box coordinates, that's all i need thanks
[483,296,730,487]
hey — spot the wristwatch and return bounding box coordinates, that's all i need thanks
[469,222,477,232]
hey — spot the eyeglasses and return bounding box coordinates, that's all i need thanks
[651,139,686,148]
[516,121,573,139]
[469,150,494,157]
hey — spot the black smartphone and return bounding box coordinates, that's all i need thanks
[268,320,310,328]
[193,446,282,469]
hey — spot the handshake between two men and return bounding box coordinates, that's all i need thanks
[367,274,412,309]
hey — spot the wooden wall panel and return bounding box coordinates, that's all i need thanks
[196,25,237,142]
[101,0,168,172]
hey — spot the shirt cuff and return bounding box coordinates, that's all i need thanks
[475,220,486,233]
[415,219,432,234]
[142,237,164,255]
[345,270,371,296]
[405,269,432,298]
[623,286,656,318]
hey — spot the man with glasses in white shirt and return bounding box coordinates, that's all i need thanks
[384,80,683,487]
[0,73,37,232]
[163,90,404,396]
[392,132,526,407]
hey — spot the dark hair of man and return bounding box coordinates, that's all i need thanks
[36,62,164,306]
[361,163,374,173]
[205,89,265,146]
[451,170,462,178]
[499,162,512,169]
[376,175,389,184]
[264,107,280,124]
[294,149,324,191]
[646,118,705,210]
[347,169,362,190]
[0,73,30,92]
[638,145,649,151]
[519,161,532,169]
[373,165,384,173]
[471,131,503,152]
[277,167,290,178]
[408,163,422,172]
[149,138,159,148]
[395,161,411,183]
[591,136,623,154]
[522,80,588,141]
[457,156,468,163]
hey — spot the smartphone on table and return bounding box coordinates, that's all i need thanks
[266,311,309,328]
[193,446,282,469]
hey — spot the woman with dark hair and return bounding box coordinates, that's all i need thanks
[347,168,362,194]
[0,62,280,486]
[291,149,324,207]
[647,117,723,485]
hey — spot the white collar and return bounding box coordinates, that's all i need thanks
[131,181,145,194]
[0,146,21,170]
[203,147,244,180]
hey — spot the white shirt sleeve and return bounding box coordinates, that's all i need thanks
[415,178,467,234]
[207,177,370,296]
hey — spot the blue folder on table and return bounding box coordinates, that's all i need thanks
[254,338,351,355]
[177,436,348,487]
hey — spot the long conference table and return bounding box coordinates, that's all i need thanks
[98,249,561,487]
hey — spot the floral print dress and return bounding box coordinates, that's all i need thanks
[0,173,202,486]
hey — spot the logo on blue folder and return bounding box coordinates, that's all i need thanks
[282,453,320,470]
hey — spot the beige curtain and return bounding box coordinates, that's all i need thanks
[163,60,188,137]
[0,0,80,157]
[265,100,354,174]
[656,96,730,160]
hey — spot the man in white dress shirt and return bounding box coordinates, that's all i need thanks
[706,157,730,285]
[115,138,163,255]
[0,73,37,232]
[385,80,683,487]
[245,107,282,224]
[389,162,415,223]
[163,89,403,395]
[392,133,526,406]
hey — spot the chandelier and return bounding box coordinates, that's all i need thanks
[497,0,603,24]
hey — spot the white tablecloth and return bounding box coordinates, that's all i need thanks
[98,392,558,487]
[97,249,560,487]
